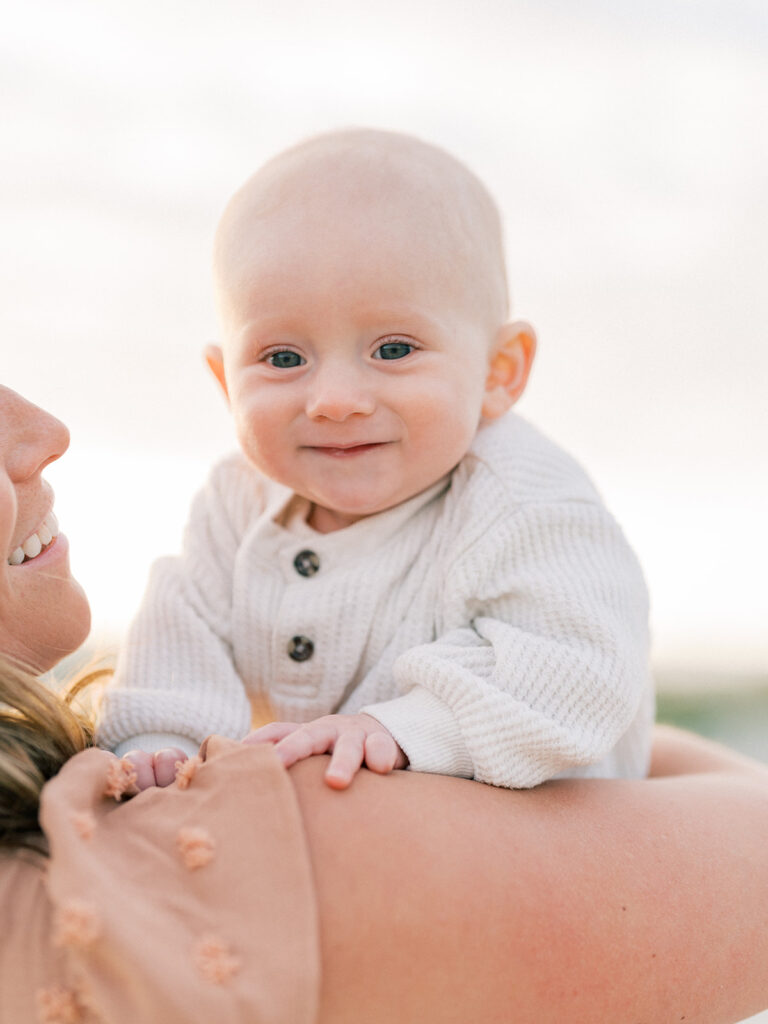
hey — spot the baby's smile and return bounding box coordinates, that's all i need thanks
[304,441,391,458]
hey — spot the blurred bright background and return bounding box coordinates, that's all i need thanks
[3,3,767,713]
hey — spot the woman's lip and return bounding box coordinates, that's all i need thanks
[11,506,57,555]
[10,532,68,569]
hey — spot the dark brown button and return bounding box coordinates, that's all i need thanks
[293,549,320,577]
[288,636,314,662]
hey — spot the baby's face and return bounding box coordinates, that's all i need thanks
[216,187,497,532]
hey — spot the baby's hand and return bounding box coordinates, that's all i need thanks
[244,714,408,789]
[122,748,190,791]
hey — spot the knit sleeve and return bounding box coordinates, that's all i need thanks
[363,499,651,788]
[96,462,255,754]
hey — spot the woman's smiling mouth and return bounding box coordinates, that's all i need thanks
[8,511,59,565]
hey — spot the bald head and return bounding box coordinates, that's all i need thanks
[213,129,509,336]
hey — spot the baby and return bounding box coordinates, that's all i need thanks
[98,129,653,790]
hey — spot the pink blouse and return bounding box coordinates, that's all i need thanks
[0,738,319,1023]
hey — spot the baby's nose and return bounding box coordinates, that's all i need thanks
[305,363,376,421]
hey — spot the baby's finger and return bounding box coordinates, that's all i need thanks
[154,747,189,787]
[243,722,301,746]
[363,732,399,775]
[324,729,366,790]
[274,720,339,768]
[122,750,156,791]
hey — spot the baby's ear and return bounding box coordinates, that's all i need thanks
[204,344,229,401]
[481,321,537,420]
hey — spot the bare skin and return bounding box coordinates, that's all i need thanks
[0,386,90,670]
[290,732,768,1024]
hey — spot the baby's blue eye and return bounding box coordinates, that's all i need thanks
[374,341,413,361]
[267,350,305,369]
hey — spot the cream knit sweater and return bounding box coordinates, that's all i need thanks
[98,414,653,787]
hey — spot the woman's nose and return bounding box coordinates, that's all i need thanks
[304,363,376,421]
[1,389,70,481]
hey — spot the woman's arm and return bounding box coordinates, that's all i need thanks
[289,728,768,1024]
[650,722,766,778]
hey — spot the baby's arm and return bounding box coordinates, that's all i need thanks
[361,499,651,788]
[97,461,254,768]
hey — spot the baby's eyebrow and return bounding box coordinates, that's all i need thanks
[365,309,445,335]
[236,318,298,345]
[235,309,447,344]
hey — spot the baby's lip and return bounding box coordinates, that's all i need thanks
[304,440,389,450]
[304,442,391,457]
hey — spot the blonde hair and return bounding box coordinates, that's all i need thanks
[0,656,103,854]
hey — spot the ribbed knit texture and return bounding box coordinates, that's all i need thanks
[98,414,653,786]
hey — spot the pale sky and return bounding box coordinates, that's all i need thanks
[3,0,767,683]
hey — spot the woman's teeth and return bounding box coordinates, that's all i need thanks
[8,512,59,565]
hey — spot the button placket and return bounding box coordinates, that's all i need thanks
[286,549,320,663]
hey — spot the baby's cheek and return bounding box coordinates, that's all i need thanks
[234,417,262,463]
[410,384,479,445]
[233,400,273,456]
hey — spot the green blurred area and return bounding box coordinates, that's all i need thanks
[657,678,768,764]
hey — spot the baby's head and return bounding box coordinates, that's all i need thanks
[208,129,535,532]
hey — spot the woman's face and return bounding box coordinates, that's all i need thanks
[0,386,90,671]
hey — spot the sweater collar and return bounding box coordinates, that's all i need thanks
[270,474,451,551]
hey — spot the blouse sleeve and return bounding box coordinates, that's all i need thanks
[3,739,319,1024]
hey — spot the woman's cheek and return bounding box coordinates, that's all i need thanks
[24,572,91,669]
[0,481,16,561]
